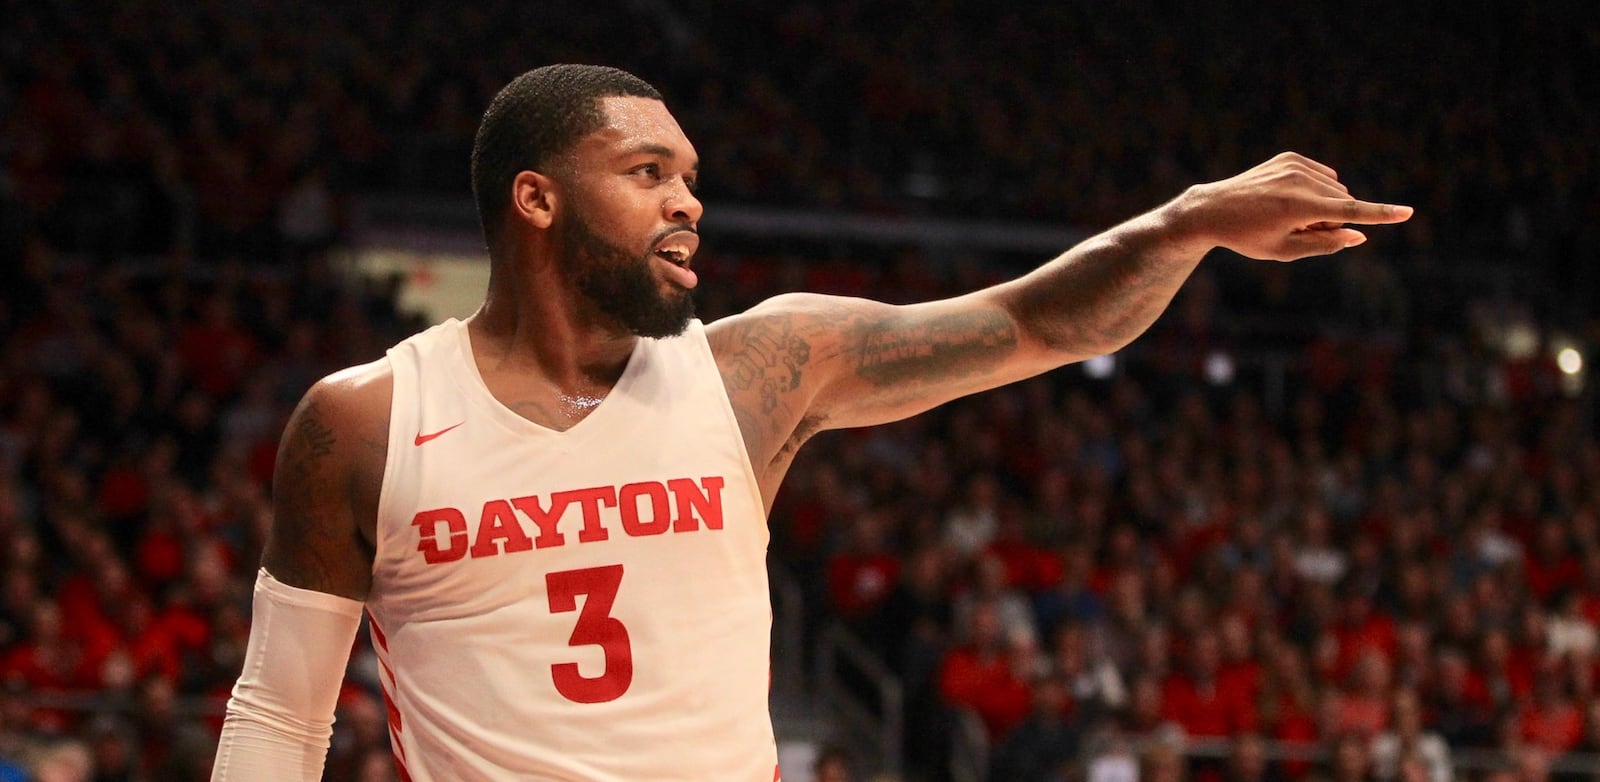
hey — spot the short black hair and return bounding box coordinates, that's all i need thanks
[470,64,663,244]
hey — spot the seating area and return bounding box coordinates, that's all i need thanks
[2,2,1597,780]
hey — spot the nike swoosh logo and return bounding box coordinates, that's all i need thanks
[413,422,464,446]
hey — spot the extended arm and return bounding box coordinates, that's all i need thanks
[710,153,1410,493]
[212,365,391,781]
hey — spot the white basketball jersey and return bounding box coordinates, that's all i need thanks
[369,318,779,781]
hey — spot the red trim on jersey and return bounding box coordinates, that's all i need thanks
[369,612,412,780]
[370,612,390,650]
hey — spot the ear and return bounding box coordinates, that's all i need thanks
[510,170,558,230]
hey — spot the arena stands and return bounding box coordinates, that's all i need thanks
[3,2,1599,781]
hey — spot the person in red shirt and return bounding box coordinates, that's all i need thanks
[1161,628,1258,738]
[1477,627,1533,709]
[1332,584,1396,677]
[1514,658,1584,753]
[1424,649,1495,748]
[1218,612,1264,701]
[175,294,260,400]
[1523,519,1581,603]
[1255,644,1320,778]
[938,600,1036,741]
[825,508,902,624]
[1329,649,1392,738]
[0,599,94,733]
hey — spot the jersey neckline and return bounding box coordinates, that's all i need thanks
[445,317,648,440]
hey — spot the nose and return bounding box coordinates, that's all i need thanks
[665,179,702,225]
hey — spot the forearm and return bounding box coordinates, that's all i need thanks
[994,194,1210,363]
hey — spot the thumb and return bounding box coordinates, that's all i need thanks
[1277,227,1366,260]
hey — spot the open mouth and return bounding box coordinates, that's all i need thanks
[651,229,699,270]
[654,248,690,267]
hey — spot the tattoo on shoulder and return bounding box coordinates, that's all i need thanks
[267,396,366,594]
[723,315,813,414]
[285,400,337,480]
[852,308,1017,386]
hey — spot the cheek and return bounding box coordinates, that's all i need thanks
[573,188,654,239]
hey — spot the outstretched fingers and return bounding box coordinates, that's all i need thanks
[1278,226,1368,260]
[1325,197,1414,225]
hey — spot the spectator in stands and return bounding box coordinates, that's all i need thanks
[1330,651,1393,738]
[938,600,1036,742]
[1050,620,1125,721]
[1224,732,1287,782]
[1426,648,1496,749]
[27,740,92,782]
[944,472,1003,564]
[1514,659,1584,754]
[1162,628,1259,739]
[988,672,1081,782]
[952,551,1039,650]
[1369,689,1450,782]
[826,507,903,648]
[1143,740,1189,782]
[1319,732,1376,782]
[811,745,855,782]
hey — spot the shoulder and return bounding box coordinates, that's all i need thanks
[703,292,893,377]
[265,358,394,597]
[702,294,862,475]
[309,357,395,418]
[290,358,394,455]
[704,292,862,346]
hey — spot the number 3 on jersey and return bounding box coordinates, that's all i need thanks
[545,565,633,703]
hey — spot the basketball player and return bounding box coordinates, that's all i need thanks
[210,65,1411,780]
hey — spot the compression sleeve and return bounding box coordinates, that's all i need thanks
[211,569,365,782]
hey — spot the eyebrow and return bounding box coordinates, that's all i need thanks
[620,143,699,171]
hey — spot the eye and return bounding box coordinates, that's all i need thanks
[631,163,662,181]
[683,175,699,194]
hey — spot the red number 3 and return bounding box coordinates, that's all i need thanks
[545,565,633,703]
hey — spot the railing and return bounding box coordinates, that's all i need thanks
[813,622,904,778]
[13,689,226,717]
[1169,737,1600,777]
[17,684,1600,780]
[949,708,991,782]
[768,560,807,698]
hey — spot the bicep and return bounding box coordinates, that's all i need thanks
[261,376,385,601]
[711,291,1052,445]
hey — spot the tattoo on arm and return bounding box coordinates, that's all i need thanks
[718,313,820,467]
[1005,232,1199,358]
[265,396,370,597]
[722,316,812,414]
[284,401,336,481]
[852,309,1018,387]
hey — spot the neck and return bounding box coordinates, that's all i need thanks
[470,244,636,390]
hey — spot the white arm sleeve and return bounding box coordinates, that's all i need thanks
[211,568,365,782]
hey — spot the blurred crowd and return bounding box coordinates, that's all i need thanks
[3,238,1596,781]
[786,301,1600,781]
[0,242,423,780]
[3,1,1599,781]
[741,243,1600,782]
[3,1,1598,302]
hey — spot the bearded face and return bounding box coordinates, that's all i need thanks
[560,207,695,338]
